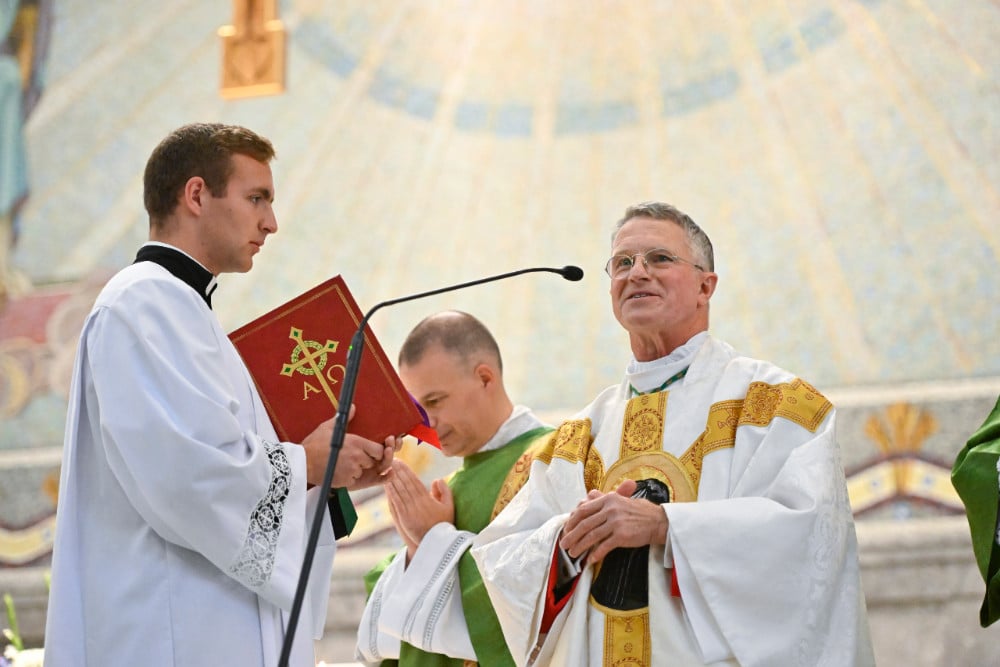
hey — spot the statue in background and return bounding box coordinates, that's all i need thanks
[0,0,51,307]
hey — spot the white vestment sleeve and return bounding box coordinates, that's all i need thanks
[665,414,872,666]
[357,523,477,662]
[472,453,582,665]
[85,282,315,611]
[669,538,730,660]
[356,549,405,662]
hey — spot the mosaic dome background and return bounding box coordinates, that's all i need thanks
[1,0,999,557]
[9,0,1000,405]
[2,1,999,661]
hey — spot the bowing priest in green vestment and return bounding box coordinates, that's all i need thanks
[356,311,554,666]
[952,394,1000,627]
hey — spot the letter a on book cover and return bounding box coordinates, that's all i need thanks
[229,275,438,447]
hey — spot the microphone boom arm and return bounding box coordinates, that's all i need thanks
[277,264,583,666]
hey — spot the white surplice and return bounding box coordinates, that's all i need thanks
[44,260,335,667]
[471,333,875,667]
[355,406,548,663]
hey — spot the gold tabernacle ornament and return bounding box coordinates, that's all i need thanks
[218,0,286,99]
[280,327,345,408]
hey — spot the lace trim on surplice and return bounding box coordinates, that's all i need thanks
[229,440,291,588]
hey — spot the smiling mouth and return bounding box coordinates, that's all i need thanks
[628,292,655,300]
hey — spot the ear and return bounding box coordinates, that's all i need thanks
[474,362,495,389]
[181,176,208,216]
[698,271,718,305]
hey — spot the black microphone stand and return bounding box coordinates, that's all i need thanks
[278,265,583,666]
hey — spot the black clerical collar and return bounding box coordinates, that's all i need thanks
[133,244,218,308]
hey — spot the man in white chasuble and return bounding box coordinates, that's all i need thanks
[471,201,875,667]
[357,311,554,666]
[44,123,397,667]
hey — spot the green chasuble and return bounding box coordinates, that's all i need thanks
[363,426,553,666]
[952,394,1000,627]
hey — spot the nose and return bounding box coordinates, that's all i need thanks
[263,208,277,234]
[627,254,651,278]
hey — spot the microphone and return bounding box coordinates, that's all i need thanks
[278,265,583,666]
[560,265,584,281]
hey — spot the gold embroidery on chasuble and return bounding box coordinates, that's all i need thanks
[599,392,698,503]
[675,379,833,497]
[622,392,666,454]
[491,436,551,521]
[597,603,652,667]
[592,391,674,667]
[741,378,832,432]
[679,399,741,494]
[533,419,606,492]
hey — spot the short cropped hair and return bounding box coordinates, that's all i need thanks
[143,122,276,227]
[399,311,503,372]
[612,201,715,272]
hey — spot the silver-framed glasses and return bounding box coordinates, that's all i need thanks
[604,248,705,278]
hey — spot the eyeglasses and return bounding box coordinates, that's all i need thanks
[604,248,704,278]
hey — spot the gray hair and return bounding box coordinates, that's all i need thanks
[612,201,715,272]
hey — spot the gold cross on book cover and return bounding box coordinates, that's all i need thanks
[229,275,437,447]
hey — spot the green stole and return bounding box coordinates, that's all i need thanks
[952,395,1000,627]
[364,426,553,666]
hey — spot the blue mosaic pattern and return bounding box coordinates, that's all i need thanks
[7,0,999,418]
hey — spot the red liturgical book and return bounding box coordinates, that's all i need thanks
[229,275,438,447]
